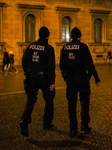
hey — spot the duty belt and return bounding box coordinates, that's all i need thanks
[38,71,44,75]
[30,71,44,76]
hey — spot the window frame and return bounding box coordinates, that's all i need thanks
[56,7,79,44]
[0,3,5,43]
[94,18,102,43]
[89,9,111,44]
[25,14,36,43]
[62,16,71,43]
[22,11,41,44]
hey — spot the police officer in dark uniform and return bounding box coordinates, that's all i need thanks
[20,26,55,137]
[59,27,100,137]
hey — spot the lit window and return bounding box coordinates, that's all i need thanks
[25,14,35,42]
[94,18,102,43]
[62,17,71,42]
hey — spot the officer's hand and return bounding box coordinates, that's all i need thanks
[95,82,100,86]
[49,84,54,91]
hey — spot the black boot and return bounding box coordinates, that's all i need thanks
[20,120,29,137]
[70,129,78,137]
[81,124,91,134]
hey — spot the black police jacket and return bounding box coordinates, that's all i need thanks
[59,39,100,84]
[3,52,9,63]
[22,38,55,85]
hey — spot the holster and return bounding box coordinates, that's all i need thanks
[23,78,29,93]
[23,71,30,93]
[62,70,67,81]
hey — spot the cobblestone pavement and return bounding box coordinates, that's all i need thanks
[0,64,112,150]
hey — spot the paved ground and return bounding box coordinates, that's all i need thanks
[0,65,66,95]
[0,64,112,150]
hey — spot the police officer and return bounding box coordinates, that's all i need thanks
[20,26,55,137]
[59,27,100,137]
[2,48,9,72]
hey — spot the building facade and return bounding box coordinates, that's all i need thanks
[0,0,112,65]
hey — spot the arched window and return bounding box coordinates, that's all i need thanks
[25,14,36,42]
[62,16,71,42]
[94,18,102,43]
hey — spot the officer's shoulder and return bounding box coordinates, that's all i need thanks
[27,41,37,50]
[63,42,71,49]
[29,41,36,46]
[47,44,54,50]
[26,41,36,49]
[64,42,71,46]
[80,41,86,45]
[80,42,88,48]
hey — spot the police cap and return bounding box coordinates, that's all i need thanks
[71,27,82,39]
[39,26,50,38]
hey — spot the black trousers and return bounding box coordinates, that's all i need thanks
[2,62,9,72]
[66,77,90,130]
[21,74,55,127]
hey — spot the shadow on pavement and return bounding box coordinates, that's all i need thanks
[26,127,112,149]
[27,139,72,149]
